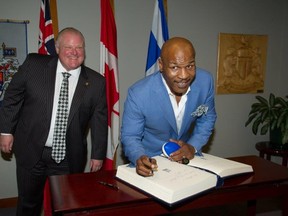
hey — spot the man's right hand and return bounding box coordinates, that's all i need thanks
[136,155,158,177]
[0,134,13,153]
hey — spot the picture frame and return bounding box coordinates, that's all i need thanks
[216,33,268,94]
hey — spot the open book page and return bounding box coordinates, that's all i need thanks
[116,155,218,205]
[188,153,253,178]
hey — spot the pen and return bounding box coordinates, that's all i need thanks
[98,181,119,190]
[149,158,154,174]
[149,157,158,174]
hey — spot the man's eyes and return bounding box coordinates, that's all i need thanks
[169,64,195,70]
[186,64,195,69]
[64,46,84,50]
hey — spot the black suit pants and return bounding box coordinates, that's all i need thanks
[16,147,69,216]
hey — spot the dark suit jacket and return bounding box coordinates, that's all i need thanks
[0,53,108,173]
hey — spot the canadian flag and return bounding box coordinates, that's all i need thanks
[100,0,120,170]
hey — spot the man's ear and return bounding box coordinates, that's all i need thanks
[158,57,163,72]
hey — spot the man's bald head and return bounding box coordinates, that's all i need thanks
[160,37,196,60]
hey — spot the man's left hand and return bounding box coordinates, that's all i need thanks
[169,139,195,163]
[90,159,103,172]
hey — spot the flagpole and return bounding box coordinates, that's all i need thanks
[50,0,59,38]
[110,0,114,14]
[163,0,168,22]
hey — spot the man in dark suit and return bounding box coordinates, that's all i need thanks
[0,27,108,215]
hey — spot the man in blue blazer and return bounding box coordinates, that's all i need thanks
[121,37,216,177]
[0,27,108,215]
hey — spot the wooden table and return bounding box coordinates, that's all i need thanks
[49,155,288,216]
[255,141,288,166]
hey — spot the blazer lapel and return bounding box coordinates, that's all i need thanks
[179,86,200,136]
[152,74,178,134]
[46,58,58,123]
[67,66,88,126]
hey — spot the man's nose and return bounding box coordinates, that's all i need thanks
[179,68,189,78]
[70,47,78,54]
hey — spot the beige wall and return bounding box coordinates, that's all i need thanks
[0,0,287,199]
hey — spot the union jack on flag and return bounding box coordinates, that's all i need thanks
[38,0,57,56]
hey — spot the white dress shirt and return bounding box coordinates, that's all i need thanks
[45,60,80,147]
[161,75,190,133]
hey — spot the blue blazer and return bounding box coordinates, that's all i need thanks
[121,69,217,165]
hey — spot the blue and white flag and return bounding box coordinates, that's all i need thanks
[145,0,169,76]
